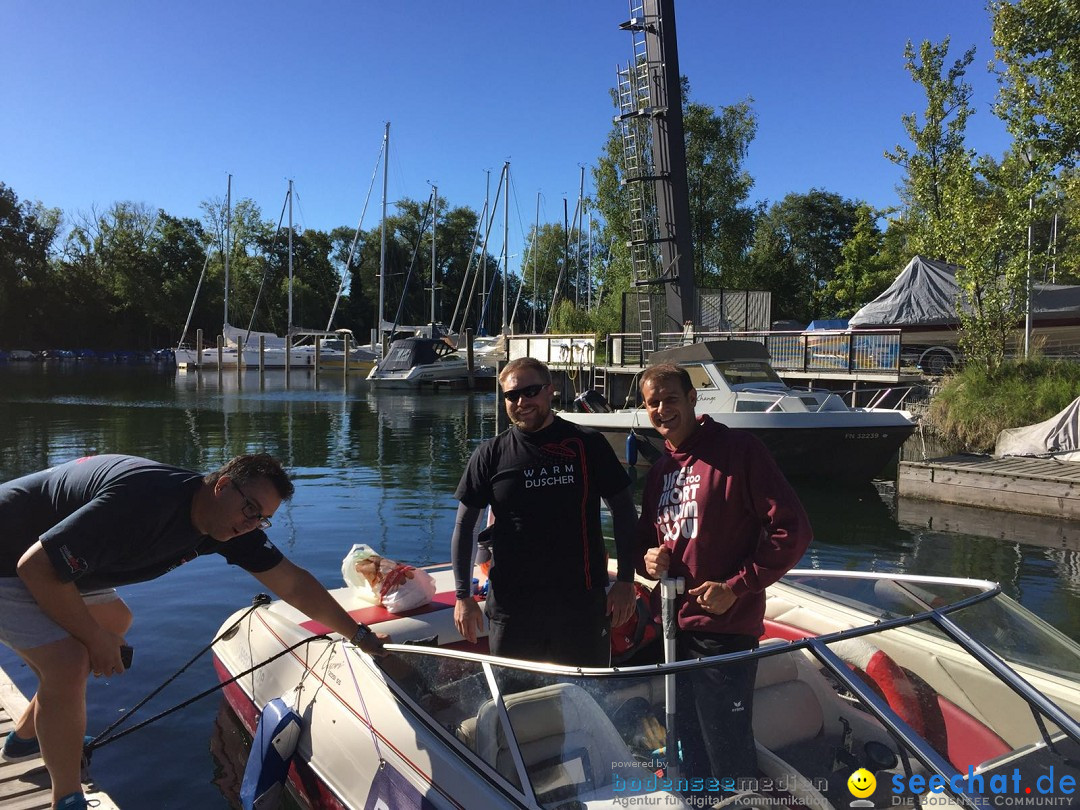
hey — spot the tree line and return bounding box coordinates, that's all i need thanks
[1,0,1076,366]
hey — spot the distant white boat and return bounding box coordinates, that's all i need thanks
[560,340,917,481]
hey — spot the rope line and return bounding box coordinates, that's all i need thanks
[86,594,323,752]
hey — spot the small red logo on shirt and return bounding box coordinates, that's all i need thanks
[59,545,88,575]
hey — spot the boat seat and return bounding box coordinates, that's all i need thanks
[752,650,829,753]
[471,682,641,801]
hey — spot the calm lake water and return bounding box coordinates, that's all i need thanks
[1,363,1078,808]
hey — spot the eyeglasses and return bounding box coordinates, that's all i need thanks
[232,481,272,529]
[502,382,549,403]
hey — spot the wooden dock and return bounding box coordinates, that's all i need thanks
[899,454,1080,521]
[1,663,119,810]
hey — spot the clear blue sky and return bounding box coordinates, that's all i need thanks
[2,1,1010,269]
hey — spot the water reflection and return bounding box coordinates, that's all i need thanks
[2,364,1080,809]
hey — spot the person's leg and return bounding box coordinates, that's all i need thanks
[546,588,609,667]
[13,594,131,741]
[683,633,760,788]
[17,636,92,805]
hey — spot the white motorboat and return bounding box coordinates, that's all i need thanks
[366,336,476,388]
[559,340,918,481]
[212,563,1080,809]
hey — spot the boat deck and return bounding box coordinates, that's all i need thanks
[899,454,1080,520]
[0,663,120,809]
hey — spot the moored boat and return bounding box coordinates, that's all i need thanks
[367,335,476,388]
[211,563,1080,809]
[559,340,917,481]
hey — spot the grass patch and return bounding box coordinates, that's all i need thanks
[925,358,1080,452]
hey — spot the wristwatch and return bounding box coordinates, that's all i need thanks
[350,623,373,646]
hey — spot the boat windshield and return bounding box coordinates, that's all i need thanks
[713,360,785,387]
[380,575,1080,809]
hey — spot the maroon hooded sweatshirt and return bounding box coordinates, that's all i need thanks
[636,415,813,637]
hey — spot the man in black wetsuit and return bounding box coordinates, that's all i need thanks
[0,453,385,810]
[450,357,638,665]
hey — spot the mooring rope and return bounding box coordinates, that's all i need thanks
[85,594,328,753]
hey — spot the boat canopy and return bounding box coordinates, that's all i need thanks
[376,337,455,372]
[850,255,1080,328]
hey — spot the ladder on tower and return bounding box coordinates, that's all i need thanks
[617,0,663,362]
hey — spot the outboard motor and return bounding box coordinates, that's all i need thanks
[573,389,612,413]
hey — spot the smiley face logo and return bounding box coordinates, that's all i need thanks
[848,768,876,798]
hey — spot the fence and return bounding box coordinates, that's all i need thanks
[608,329,905,374]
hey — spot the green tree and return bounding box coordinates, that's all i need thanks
[0,183,61,346]
[150,213,211,346]
[742,190,861,322]
[821,205,909,318]
[885,38,978,259]
[992,0,1080,284]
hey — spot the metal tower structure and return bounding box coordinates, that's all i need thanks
[616,0,696,354]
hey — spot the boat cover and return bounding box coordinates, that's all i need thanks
[994,396,1080,461]
[850,256,1080,328]
[805,319,850,331]
[849,256,967,327]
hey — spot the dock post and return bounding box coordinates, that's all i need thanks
[314,338,321,389]
[236,336,243,386]
[216,334,224,383]
[466,328,475,390]
[343,331,350,384]
[285,335,291,388]
[195,328,204,371]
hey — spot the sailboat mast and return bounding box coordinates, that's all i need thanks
[378,122,389,345]
[287,179,294,335]
[533,192,540,333]
[576,166,584,308]
[502,162,509,334]
[224,174,231,331]
[431,184,437,325]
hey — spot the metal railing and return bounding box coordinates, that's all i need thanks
[607,329,908,374]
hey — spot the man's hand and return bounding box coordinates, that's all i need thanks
[357,631,390,657]
[686,581,736,615]
[454,597,485,644]
[86,627,128,677]
[643,545,671,579]
[606,580,636,627]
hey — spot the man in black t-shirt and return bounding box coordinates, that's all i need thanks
[451,358,638,665]
[0,453,385,810]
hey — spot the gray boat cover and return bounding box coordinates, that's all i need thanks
[994,396,1080,461]
[849,256,967,326]
[850,255,1080,327]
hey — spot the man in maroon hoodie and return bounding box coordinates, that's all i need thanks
[637,363,812,792]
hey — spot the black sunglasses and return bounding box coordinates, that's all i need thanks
[502,382,549,403]
[232,481,272,529]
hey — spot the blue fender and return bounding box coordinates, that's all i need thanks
[626,432,639,466]
[241,697,302,810]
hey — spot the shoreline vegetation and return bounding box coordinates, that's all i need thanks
[924,358,1080,453]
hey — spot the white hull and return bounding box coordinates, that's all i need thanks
[212,564,1080,809]
[562,340,917,480]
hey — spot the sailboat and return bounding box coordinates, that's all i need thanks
[175,174,243,369]
[367,181,480,388]
[175,172,379,373]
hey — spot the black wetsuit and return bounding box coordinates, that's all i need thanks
[454,417,631,664]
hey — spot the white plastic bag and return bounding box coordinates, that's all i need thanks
[340,544,436,613]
